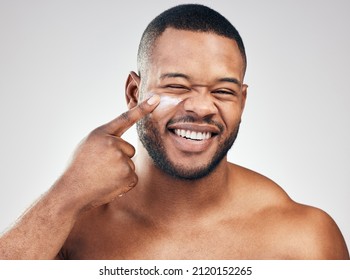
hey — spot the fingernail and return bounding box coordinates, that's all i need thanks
[147,94,160,105]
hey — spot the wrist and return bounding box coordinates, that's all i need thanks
[50,174,88,218]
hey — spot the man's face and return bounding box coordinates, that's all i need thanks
[136,28,247,180]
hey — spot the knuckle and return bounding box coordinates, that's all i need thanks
[119,111,131,123]
[125,144,136,157]
[103,135,124,150]
[127,171,138,185]
[129,158,136,171]
[117,166,137,192]
[117,158,132,174]
[114,149,124,160]
[126,174,138,190]
[86,128,103,142]
[90,126,104,135]
[128,179,138,190]
[105,136,116,147]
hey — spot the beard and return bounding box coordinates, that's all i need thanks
[137,115,240,180]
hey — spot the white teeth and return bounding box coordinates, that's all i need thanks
[174,129,212,140]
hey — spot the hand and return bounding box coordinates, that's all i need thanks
[56,95,160,211]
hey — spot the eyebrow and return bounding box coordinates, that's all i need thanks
[218,77,242,87]
[160,73,190,80]
[160,72,242,86]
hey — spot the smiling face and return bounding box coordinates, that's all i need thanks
[135,28,247,180]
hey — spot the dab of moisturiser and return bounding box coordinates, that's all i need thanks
[156,95,182,110]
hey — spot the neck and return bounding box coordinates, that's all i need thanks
[133,146,232,224]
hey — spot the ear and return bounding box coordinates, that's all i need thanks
[125,71,141,109]
[241,84,248,111]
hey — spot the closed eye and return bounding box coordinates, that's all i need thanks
[167,84,187,89]
[213,90,236,95]
[164,84,191,92]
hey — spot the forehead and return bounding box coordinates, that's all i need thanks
[148,28,245,81]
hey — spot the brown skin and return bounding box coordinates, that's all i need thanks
[59,29,349,259]
[0,95,161,259]
[1,29,348,260]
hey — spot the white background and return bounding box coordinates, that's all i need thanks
[0,0,349,252]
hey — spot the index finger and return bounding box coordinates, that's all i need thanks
[101,94,160,136]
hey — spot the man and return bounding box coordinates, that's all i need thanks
[0,4,348,259]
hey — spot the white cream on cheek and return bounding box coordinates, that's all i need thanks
[154,95,182,112]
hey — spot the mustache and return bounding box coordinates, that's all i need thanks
[167,115,224,133]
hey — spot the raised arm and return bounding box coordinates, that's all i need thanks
[0,95,160,259]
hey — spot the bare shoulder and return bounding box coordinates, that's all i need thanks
[229,163,292,207]
[273,207,350,259]
[228,163,349,259]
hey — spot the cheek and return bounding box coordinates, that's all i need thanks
[149,94,182,131]
[143,92,182,110]
[149,95,183,127]
[155,95,182,111]
[219,105,242,128]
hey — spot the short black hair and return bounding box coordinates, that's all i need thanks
[137,4,247,76]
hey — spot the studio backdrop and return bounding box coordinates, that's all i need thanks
[0,0,349,250]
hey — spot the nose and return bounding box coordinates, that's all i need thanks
[182,91,218,118]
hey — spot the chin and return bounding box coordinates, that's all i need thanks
[154,155,223,181]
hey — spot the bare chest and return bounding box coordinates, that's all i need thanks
[63,215,286,259]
